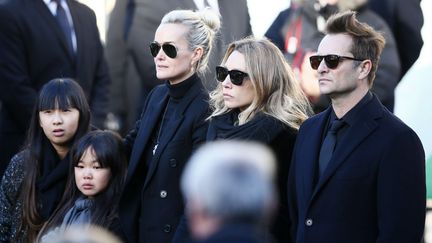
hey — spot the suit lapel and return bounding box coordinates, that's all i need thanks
[142,81,203,190]
[310,96,383,201]
[142,109,184,190]
[126,92,170,184]
[299,109,330,203]
[34,0,74,61]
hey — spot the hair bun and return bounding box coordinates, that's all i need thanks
[197,8,221,32]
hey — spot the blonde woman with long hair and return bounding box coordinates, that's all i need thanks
[207,37,312,243]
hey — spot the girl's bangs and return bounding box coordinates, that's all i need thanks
[38,85,78,111]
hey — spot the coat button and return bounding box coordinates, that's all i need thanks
[163,224,172,233]
[160,190,167,198]
[305,218,313,226]
[169,158,177,168]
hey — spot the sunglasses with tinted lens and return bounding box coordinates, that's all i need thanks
[309,54,364,70]
[216,66,249,86]
[149,42,177,58]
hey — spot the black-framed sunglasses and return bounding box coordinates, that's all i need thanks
[215,66,249,86]
[149,42,178,58]
[309,54,364,70]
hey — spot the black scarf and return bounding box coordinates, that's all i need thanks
[208,111,294,243]
[207,110,286,143]
[36,140,70,220]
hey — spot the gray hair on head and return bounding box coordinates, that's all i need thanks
[181,140,277,224]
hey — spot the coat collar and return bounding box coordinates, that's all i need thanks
[126,79,206,187]
[143,80,205,189]
[301,94,384,204]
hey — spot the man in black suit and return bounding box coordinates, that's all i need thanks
[288,11,425,243]
[0,0,110,176]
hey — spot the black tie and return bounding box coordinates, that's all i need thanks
[53,0,74,56]
[318,119,345,176]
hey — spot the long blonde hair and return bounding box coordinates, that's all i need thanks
[209,37,312,129]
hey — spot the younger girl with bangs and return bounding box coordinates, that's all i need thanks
[37,130,127,241]
[207,37,313,243]
[0,78,91,242]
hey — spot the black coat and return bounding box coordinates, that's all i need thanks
[0,0,110,176]
[118,76,209,243]
[288,95,425,242]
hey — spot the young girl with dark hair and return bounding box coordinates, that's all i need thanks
[38,130,127,241]
[0,78,91,242]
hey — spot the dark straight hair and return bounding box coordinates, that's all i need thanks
[19,78,91,242]
[39,130,128,237]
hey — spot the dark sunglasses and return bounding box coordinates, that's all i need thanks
[309,54,364,70]
[215,66,249,86]
[149,42,178,58]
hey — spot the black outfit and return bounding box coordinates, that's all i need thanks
[288,93,425,242]
[118,74,209,243]
[0,0,110,176]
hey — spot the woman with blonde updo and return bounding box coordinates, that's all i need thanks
[118,9,220,243]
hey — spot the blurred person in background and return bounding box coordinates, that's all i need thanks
[369,0,423,79]
[105,0,251,135]
[181,141,277,243]
[265,0,400,113]
[0,0,110,178]
[118,9,219,243]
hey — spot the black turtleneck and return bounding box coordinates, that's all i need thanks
[166,74,198,101]
[141,73,200,168]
